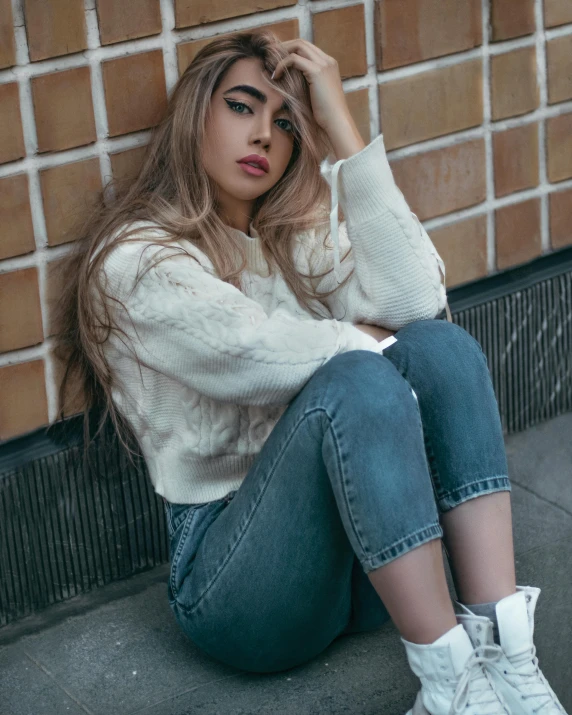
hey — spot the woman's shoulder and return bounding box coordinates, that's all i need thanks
[100,220,212,273]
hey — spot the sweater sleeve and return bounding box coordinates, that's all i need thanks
[100,240,390,407]
[307,133,449,330]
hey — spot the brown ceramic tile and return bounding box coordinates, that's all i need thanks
[110,145,148,184]
[491,0,536,41]
[102,50,168,137]
[32,67,96,152]
[313,5,367,79]
[0,174,35,260]
[493,123,539,197]
[51,347,86,418]
[495,198,542,270]
[40,158,102,246]
[45,258,66,338]
[0,0,16,68]
[547,35,572,104]
[546,112,572,182]
[175,0,296,29]
[390,138,487,220]
[544,0,572,27]
[97,0,162,45]
[380,60,483,150]
[374,0,482,70]
[0,82,25,164]
[0,360,49,439]
[0,268,43,353]
[24,0,87,61]
[491,47,539,121]
[549,188,572,249]
[429,215,488,288]
[345,88,370,145]
[177,19,299,75]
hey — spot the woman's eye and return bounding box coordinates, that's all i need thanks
[226,100,294,133]
[275,118,294,133]
[226,100,251,114]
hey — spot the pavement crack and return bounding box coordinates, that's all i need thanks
[511,479,572,519]
[21,648,95,715]
[126,672,244,714]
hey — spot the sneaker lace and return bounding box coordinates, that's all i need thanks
[503,643,563,713]
[451,645,507,715]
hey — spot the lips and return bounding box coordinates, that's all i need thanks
[237,154,269,173]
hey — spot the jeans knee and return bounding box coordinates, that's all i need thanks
[395,319,488,374]
[318,350,419,418]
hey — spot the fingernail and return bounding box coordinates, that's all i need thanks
[271,70,275,79]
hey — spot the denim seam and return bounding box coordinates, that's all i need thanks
[170,507,199,599]
[174,406,332,615]
[323,414,371,562]
[438,475,511,512]
[363,522,443,572]
[438,474,510,499]
[385,357,445,500]
[164,501,175,536]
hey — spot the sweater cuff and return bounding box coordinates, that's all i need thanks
[337,133,409,226]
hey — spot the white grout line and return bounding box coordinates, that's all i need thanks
[0,130,153,179]
[1,8,569,87]
[535,0,550,253]
[545,22,572,40]
[0,341,52,369]
[10,0,29,66]
[422,176,572,232]
[482,0,496,274]
[159,0,179,93]
[363,0,381,140]
[299,0,313,56]
[384,96,572,160]
[7,0,59,414]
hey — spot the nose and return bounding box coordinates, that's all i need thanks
[251,113,273,148]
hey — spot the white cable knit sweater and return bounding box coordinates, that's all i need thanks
[98,133,448,504]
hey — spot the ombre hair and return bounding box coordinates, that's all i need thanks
[53,29,353,457]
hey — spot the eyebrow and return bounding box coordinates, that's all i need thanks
[222,84,291,112]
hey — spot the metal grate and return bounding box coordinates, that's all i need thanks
[453,270,572,435]
[0,433,167,628]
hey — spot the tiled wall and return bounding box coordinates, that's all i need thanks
[1,0,572,441]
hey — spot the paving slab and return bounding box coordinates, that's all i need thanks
[506,411,572,515]
[12,579,237,715]
[0,645,86,715]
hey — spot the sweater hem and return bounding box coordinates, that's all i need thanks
[150,453,254,504]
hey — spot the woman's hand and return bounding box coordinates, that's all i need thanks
[271,39,351,133]
[354,323,397,343]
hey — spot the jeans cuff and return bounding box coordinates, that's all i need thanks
[438,476,512,512]
[361,523,443,573]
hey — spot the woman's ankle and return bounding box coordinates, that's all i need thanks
[400,613,458,645]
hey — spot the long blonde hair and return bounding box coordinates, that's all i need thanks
[53,29,353,459]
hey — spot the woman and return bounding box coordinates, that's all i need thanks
[54,30,566,715]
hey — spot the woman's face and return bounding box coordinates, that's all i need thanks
[202,57,296,232]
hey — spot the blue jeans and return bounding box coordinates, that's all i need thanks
[162,319,511,674]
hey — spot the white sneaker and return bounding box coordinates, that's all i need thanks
[402,623,509,714]
[456,586,568,714]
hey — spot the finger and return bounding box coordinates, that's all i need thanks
[273,52,318,80]
[280,38,331,62]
